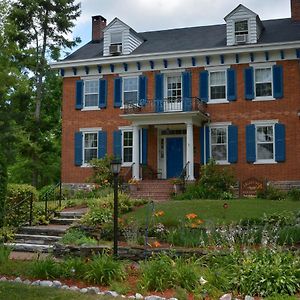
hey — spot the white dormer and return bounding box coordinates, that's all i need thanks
[224,4,264,46]
[103,18,143,56]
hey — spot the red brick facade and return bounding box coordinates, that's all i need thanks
[61,60,300,184]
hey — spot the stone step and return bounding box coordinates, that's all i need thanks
[50,218,79,225]
[18,225,69,237]
[4,243,53,253]
[57,211,86,219]
[14,234,61,245]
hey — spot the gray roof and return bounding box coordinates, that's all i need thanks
[64,18,300,61]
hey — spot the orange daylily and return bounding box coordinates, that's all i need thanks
[197,219,205,224]
[190,223,198,228]
[152,241,161,248]
[186,213,197,220]
[154,210,165,217]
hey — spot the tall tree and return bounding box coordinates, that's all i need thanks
[8,0,81,187]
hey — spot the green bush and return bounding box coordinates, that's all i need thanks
[30,257,61,279]
[5,184,38,226]
[59,257,87,279]
[257,185,286,200]
[0,246,11,264]
[175,160,236,200]
[0,151,7,227]
[84,254,126,285]
[230,249,300,297]
[61,228,97,246]
[287,188,300,201]
[0,226,15,243]
[89,155,114,187]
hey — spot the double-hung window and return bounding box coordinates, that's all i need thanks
[254,67,272,98]
[209,71,226,101]
[165,75,182,111]
[84,80,98,107]
[256,124,274,161]
[123,77,138,106]
[83,132,98,164]
[210,126,228,163]
[235,20,248,43]
[122,130,133,164]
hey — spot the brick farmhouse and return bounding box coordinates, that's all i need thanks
[52,1,300,195]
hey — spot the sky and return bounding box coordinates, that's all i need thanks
[72,0,291,48]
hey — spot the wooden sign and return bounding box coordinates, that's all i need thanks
[241,177,265,198]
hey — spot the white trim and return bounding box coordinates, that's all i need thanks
[51,41,300,69]
[254,160,277,165]
[83,79,99,108]
[118,125,133,130]
[250,62,276,68]
[208,69,227,102]
[80,75,103,80]
[119,72,142,77]
[205,66,230,71]
[81,131,100,166]
[81,107,101,111]
[251,120,278,125]
[207,100,230,104]
[209,125,229,164]
[122,76,139,107]
[210,122,232,126]
[120,128,134,167]
[252,97,275,102]
[80,127,102,132]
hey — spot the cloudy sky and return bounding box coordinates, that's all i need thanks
[72,0,291,47]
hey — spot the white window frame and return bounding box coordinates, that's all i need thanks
[234,20,249,41]
[120,127,133,167]
[80,77,102,111]
[206,67,228,104]
[122,76,139,107]
[251,120,278,164]
[251,63,275,101]
[164,73,183,111]
[110,31,123,45]
[209,124,229,165]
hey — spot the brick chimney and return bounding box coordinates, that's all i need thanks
[92,15,107,42]
[291,0,300,21]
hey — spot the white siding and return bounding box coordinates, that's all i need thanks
[226,6,262,46]
[103,19,143,56]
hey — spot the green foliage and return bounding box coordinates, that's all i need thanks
[287,188,300,201]
[30,258,60,280]
[61,229,97,246]
[59,257,87,279]
[230,249,300,297]
[0,246,11,264]
[5,184,38,226]
[0,151,7,227]
[175,160,236,200]
[257,185,286,200]
[0,227,15,243]
[89,156,114,187]
[84,254,126,285]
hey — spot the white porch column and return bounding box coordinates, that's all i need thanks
[186,122,195,181]
[132,125,140,179]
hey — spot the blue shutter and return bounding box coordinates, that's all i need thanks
[228,125,238,163]
[273,65,283,99]
[244,67,254,100]
[199,70,209,103]
[74,132,83,166]
[139,75,147,106]
[182,71,192,111]
[99,79,107,108]
[98,131,107,159]
[205,126,210,163]
[155,73,164,112]
[275,123,286,162]
[114,77,122,108]
[75,80,83,109]
[246,124,256,163]
[142,128,148,165]
[227,68,237,101]
[200,127,205,164]
[113,130,122,160]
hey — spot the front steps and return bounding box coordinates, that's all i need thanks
[129,180,174,201]
[5,210,86,253]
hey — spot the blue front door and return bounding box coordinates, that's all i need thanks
[166,137,183,178]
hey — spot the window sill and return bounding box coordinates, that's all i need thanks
[215,161,230,165]
[122,162,133,167]
[81,107,101,111]
[252,97,275,102]
[208,100,229,105]
[253,160,277,165]
[120,104,140,110]
[80,164,92,168]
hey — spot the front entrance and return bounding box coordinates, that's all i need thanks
[166,137,183,178]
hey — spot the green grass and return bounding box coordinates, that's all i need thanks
[123,199,300,227]
[0,282,122,300]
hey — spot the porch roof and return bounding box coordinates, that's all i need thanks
[120,111,209,126]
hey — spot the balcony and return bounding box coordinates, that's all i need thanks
[122,97,207,118]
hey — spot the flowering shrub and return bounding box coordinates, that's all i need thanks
[89,155,114,187]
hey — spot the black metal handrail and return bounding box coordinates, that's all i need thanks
[40,181,62,218]
[120,162,135,192]
[123,97,207,117]
[180,161,190,192]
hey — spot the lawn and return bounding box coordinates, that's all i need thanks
[0,282,122,300]
[123,199,300,227]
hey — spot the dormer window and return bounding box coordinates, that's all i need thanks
[235,20,248,44]
[110,32,123,55]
